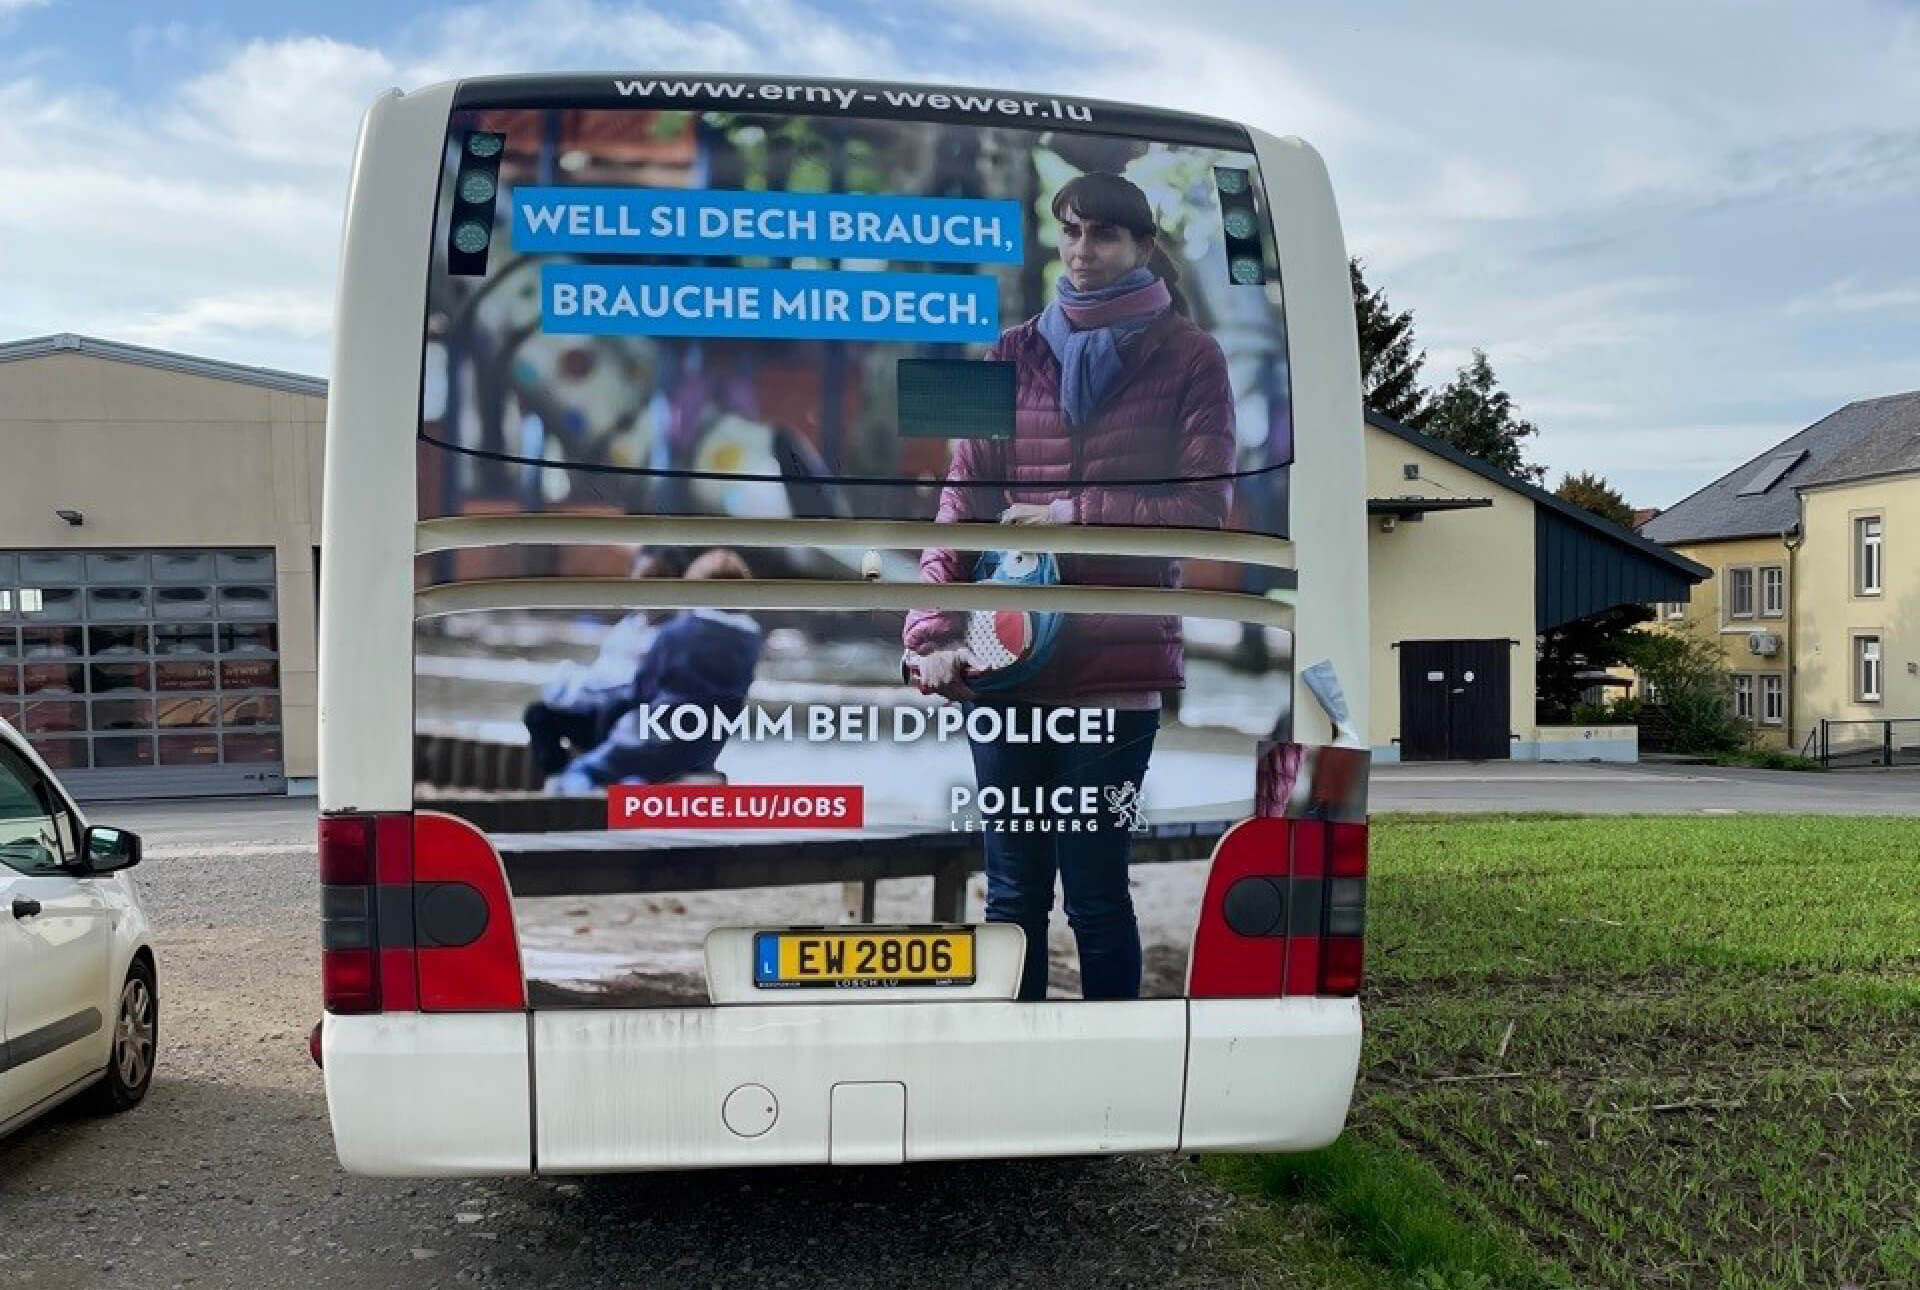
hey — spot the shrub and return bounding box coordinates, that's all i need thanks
[1622,627,1747,755]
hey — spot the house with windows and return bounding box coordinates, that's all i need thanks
[1639,391,1919,752]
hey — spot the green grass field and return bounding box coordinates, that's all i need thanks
[1209,815,1920,1290]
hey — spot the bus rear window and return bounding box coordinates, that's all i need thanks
[418,105,1293,540]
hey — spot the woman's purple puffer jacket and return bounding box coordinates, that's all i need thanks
[902,310,1236,700]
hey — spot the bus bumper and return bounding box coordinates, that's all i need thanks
[321,997,1360,1176]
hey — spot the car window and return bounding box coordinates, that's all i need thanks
[0,745,69,876]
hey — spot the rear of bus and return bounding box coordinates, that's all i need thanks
[317,74,1370,1175]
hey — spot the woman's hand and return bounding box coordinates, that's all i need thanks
[1000,499,1075,526]
[912,647,979,700]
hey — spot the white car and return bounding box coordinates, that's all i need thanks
[0,717,156,1139]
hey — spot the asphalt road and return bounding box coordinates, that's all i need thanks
[74,759,1920,847]
[0,805,1252,1290]
[1372,759,1920,815]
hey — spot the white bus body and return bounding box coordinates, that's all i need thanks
[318,75,1368,1176]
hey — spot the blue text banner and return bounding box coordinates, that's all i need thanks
[540,266,1001,341]
[514,188,1022,264]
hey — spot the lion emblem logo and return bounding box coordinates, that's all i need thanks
[1104,781,1149,833]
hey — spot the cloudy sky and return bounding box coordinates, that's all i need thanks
[5,0,1917,506]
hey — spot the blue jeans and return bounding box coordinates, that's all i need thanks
[966,706,1160,1000]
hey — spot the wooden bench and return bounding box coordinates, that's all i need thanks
[420,796,1231,922]
[415,735,1237,921]
[416,731,537,793]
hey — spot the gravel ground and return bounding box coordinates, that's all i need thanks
[0,800,1262,1290]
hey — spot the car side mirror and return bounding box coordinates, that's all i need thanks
[82,825,142,875]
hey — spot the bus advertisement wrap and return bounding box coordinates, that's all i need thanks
[415,590,1316,1005]
[416,103,1304,1007]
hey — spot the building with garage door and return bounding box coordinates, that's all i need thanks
[1362,411,1709,763]
[1,333,1708,797]
[0,335,321,799]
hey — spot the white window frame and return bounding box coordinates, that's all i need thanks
[1726,566,1755,621]
[1854,634,1882,703]
[1854,515,1882,597]
[1758,565,1785,619]
[1732,672,1755,721]
[1760,674,1784,726]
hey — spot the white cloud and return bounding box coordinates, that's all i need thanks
[119,290,334,348]
[4,0,1918,506]
[168,37,403,167]
[0,1,936,363]
[1787,277,1920,316]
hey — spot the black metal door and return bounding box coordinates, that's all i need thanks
[1398,641,1454,761]
[1398,640,1511,761]
[1447,640,1511,761]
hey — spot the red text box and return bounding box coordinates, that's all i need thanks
[608,785,865,829]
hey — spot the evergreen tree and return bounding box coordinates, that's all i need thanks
[1424,348,1546,484]
[1554,471,1635,528]
[1349,258,1429,424]
[1536,604,1652,721]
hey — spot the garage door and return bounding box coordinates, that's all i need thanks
[0,549,286,799]
[1398,639,1512,762]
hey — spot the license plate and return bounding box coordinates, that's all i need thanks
[753,929,976,989]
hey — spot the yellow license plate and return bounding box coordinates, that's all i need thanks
[754,929,975,989]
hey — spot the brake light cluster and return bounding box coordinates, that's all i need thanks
[320,811,525,1014]
[1188,815,1367,998]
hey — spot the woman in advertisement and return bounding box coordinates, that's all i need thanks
[903,172,1236,1001]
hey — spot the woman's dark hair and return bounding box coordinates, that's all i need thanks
[1050,172,1189,316]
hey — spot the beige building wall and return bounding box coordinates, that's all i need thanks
[0,351,326,778]
[1364,424,1536,757]
[1795,476,1920,738]
[1657,534,1794,747]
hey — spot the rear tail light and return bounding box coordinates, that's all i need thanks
[1187,814,1367,999]
[413,812,525,1010]
[319,810,524,1014]
[1318,821,1368,996]
[320,815,382,1014]
[1188,818,1291,997]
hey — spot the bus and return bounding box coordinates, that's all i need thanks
[316,73,1369,1176]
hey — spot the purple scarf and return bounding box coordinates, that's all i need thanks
[1037,268,1172,426]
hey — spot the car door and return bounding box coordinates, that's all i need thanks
[0,743,114,1117]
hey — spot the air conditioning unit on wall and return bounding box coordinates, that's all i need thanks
[1748,632,1782,657]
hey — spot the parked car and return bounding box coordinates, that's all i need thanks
[0,717,156,1139]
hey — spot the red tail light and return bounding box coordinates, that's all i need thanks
[1188,818,1291,997]
[320,945,379,1014]
[413,812,525,1011]
[319,810,524,1014]
[1188,814,1367,1000]
[1320,935,1365,995]
[320,814,383,1014]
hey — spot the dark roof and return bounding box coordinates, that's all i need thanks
[1366,497,1493,517]
[0,333,328,398]
[1366,410,1710,585]
[1795,392,1920,489]
[1638,391,1920,543]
